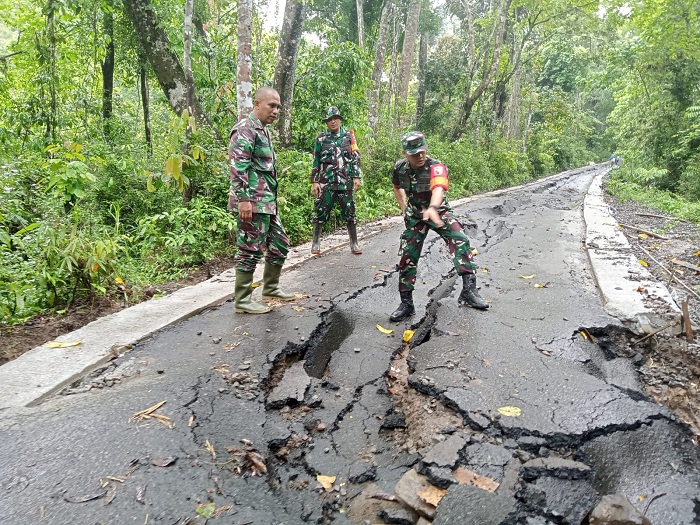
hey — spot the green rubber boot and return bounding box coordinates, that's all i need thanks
[235,270,271,314]
[262,263,296,301]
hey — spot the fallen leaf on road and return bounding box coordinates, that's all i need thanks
[452,467,500,492]
[151,457,177,467]
[135,484,146,504]
[376,324,394,335]
[188,415,194,427]
[317,474,336,489]
[212,505,234,518]
[369,492,398,502]
[291,305,305,312]
[639,259,649,267]
[471,248,479,255]
[64,491,106,503]
[482,268,489,273]
[251,282,261,288]
[403,330,414,342]
[45,340,81,348]
[534,283,545,288]
[204,439,216,460]
[129,401,173,428]
[223,341,241,352]
[195,502,216,518]
[519,274,536,279]
[498,406,523,417]
[638,233,649,239]
[417,484,447,506]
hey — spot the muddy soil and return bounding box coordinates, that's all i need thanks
[604,186,700,441]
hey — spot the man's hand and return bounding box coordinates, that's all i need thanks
[312,182,321,198]
[353,178,361,191]
[422,207,444,227]
[238,201,253,222]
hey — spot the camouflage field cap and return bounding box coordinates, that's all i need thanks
[402,131,427,155]
[322,106,343,121]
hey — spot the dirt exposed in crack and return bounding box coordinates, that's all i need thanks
[385,342,464,453]
[604,185,700,442]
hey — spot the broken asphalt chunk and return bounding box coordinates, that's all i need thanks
[266,361,310,409]
[588,494,652,525]
[380,409,407,430]
[421,433,468,469]
[393,469,440,519]
[432,484,517,525]
[377,507,419,525]
[520,457,593,481]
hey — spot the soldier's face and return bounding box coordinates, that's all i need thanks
[405,150,427,169]
[325,117,341,133]
[254,92,281,125]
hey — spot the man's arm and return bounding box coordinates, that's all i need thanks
[229,128,255,221]
[392,184,407,215]
[311,136,323,198]
[422,186,445,227]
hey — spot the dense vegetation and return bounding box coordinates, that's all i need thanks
[0,0,697,326]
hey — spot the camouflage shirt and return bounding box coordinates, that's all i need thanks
[228,113,278,215]
[310,127,362,190]
[392,156,450,218]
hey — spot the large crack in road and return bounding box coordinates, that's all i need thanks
[1,166,700,524]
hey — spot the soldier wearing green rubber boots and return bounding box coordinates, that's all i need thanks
[310,106,363,255]
[389,131,489,322]
[228,87,295,314]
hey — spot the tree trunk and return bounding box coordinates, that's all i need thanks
[44,0,58,142]
[452,0,512,139]
[183,0,195,203]
[368,0,391,134]
[356,0,364,47]
[101,0,115,134]
[397,0,421,108]
[274,0,305,147]
[236,0,254,121]
[415,32,428,128]
[139,57,153,157]
[123,0,212,131]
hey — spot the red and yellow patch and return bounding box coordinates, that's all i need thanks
[430,163,448,191]
[349,129,359,152]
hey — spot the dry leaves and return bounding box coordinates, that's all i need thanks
[452,467,500,492]
[45,340,81,348]
[317,474,336,490]
[129,401,173,429]
[497,406,522,417]
[417,484,447,506]
[376,324,394,335]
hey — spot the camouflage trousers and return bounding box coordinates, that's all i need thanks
[235,213,289,273]
[313,187,357,224]
[398,209,477,292]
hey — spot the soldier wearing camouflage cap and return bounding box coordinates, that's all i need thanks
[309,106,363,255]
[389,131,489,322]
[228,86,295,314]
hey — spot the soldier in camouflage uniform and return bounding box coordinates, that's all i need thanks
[310,106,363,255]
[228,86,295,314]
[389,131,489,322]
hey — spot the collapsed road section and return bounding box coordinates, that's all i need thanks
[1,165,699,525]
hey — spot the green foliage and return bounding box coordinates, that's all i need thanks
[134,198,236,274]
[276,149,315,244]
[292,41,372,149]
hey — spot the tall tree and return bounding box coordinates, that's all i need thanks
[356,0,365,47]
[274,0,305,147]
[101,0,114,133]
[183,0,195,203]
[122,0,211,128]
[236,0,254,121]
[368,0,392,134]
[397,0,421,108]
[415,32,428,127]
[452,0,512,138]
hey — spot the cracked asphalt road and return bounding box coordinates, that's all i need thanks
[1,166,699,525]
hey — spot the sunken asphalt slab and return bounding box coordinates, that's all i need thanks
[0,164,681,411]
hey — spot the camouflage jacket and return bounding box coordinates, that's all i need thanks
[228,114,278,215]
[310,127,362,190]
[392,156,451,218]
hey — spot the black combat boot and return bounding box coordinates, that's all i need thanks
[311,222,323,254]
[459,273,489,310]
[348,222,362,254]
[390,291,415,322]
